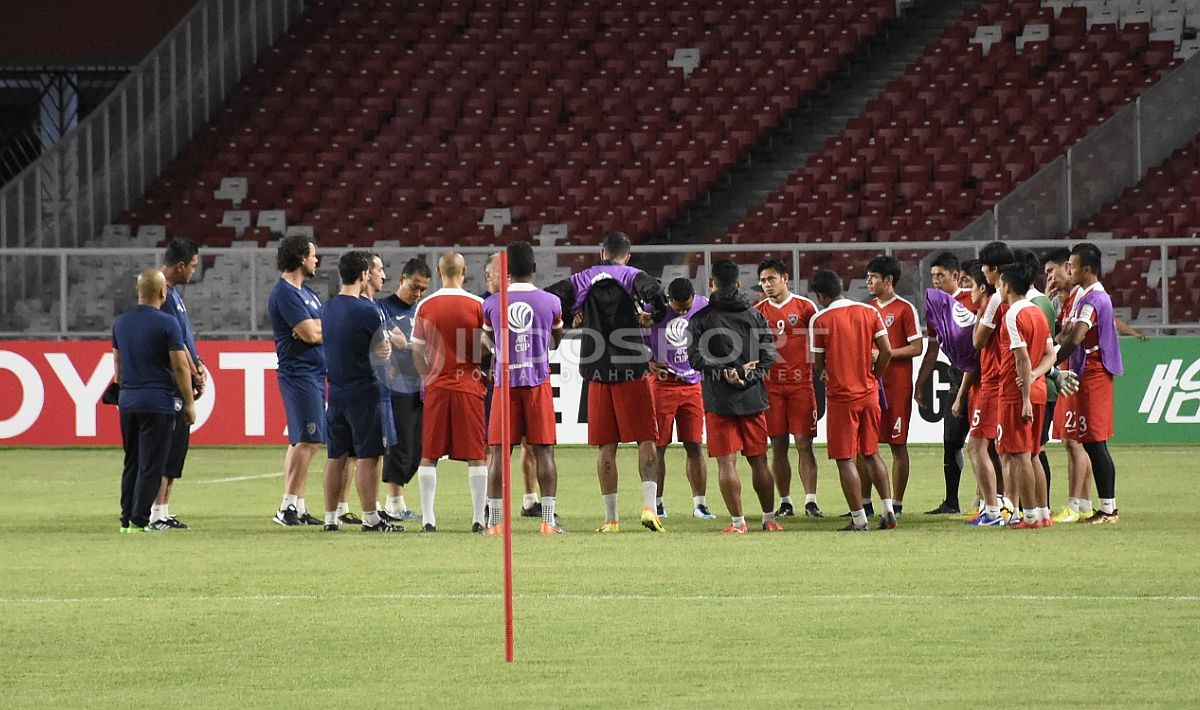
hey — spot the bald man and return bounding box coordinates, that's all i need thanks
[112,270,196,533]
[411,252,488,532]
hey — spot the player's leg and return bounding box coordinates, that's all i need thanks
[884,387,912,515]
[532,444,562,533]
[861,401,895,525]
[336,458,357,524]
[748,453,778,531]
[715,453,745,531]
[1001,452,1031,527]
[835,458,869,531]
[520,442,540,516]
[137,414,175,531]
[277,376,326,525]
[417,387,453,532]
[485,443,509,531]
[383,393,420,522]
[931,403,968,514]
[765,386,794,516]
[1039,399,1055,508]
[795,435,821,517]
[322,405,352,530]
[770,434,794,513]
[889,444,909,516]
[652,384,677,517]
[682,441,712,518]
[1083,439,1118,523]
[349,401,397,532]
[675,385,709,518]
[597,442,620,529]
[119,411,139,530]
[654,445,669,513]
[965,435,1002,525]
[151,408,190,527]
[637,439,663,531]
[589,381,622,530]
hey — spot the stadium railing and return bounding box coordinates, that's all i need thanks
[2,238,1197,340]
[966,50,1200,241]
[0,0,305,253]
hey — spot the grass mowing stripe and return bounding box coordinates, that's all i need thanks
[4,592,1199,604]
[195,471,284,484]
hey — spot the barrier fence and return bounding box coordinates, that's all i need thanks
[1,238,1197,339]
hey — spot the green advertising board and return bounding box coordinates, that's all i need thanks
[1114,336,1200,443]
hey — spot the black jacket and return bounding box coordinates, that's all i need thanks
[546,261,667,383]
[686,287,777,417]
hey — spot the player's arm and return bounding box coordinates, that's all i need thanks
[112,348,121,385]
[952,369,976,418]
[1115,316,1146,340]
[632,271,668,321]
[550,319,564,349]
[1014,345,1034,421]
[914,336,940,410]
[1031,337,1056,380]
[972,295,999,349]
[873,331,892,379]
[169,348,197,425]
[1054,319,1089,364]
[544,278,577,327]
[743,311,776,382]
[292,318,322,345]
[812,351,826,384]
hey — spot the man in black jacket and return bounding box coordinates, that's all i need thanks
[546,232,669,533]
[687,260,780,534]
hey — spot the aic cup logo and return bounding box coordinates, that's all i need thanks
[665,317,690,347]
[508,301,535,334]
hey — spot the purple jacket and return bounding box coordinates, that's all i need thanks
[1069,283,1124,377]
[649,295,707,384]
[483,284,562,388]
[924,288,980,373]
[567,263,646,313]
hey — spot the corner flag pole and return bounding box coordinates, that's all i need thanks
[497,250,515,663]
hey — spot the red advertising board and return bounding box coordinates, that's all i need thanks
[0,341,291,446]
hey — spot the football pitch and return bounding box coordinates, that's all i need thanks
[1,444,1198,707]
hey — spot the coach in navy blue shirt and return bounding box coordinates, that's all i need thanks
[155,238,205,529]
[268,234,326,526]
[376,257,431,521]
[319,250,399,533]
[112,269,196,533]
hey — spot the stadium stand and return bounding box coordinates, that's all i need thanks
[1068,134,1200,321]
[119,0,899,252]
[715,0,1197,306]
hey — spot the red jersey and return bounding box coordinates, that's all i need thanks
[411,287,486,396]
[1068,282,1105,354]
[1055,286,1078,335]
[755,293,817,388]
[978,292,1009,391]
[870,295,921,393]
[810,299,887,404]
[1001,299,1052,404]
[955,288,978,314]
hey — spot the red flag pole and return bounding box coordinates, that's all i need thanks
[498,250,514,663]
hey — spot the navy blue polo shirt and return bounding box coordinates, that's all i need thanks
[112,305,186,414]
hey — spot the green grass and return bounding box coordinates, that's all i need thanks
[1,444,1198,708]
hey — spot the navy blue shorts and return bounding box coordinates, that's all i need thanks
[326,399,386,459]
[279,374,326,445]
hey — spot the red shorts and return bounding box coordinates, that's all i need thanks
[880,380,913,446]
[825,398,881,460]
[1066,367,1114,442]
[587,377,658,446]
[996,400,1045,455]
[423,387,486,461]
[705,411,768,458]
[651,379,704,447]
[765,382,817,439]
[488,381,556,446]
[968,384,1001,440]
[1052,392,1072,440]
